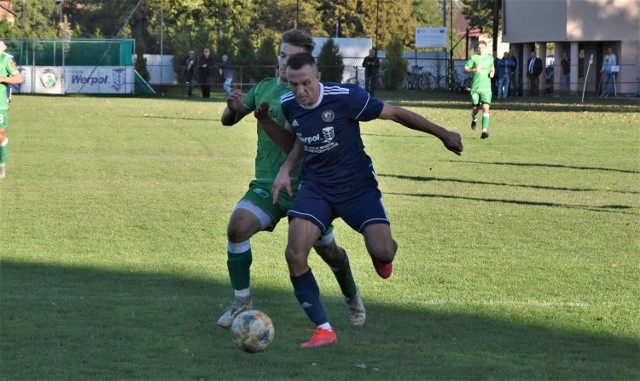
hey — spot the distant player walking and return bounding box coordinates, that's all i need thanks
[464,40,495,139]
[0,39,24,179]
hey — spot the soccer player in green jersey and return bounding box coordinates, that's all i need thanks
[216,29,366,330]
[0,39,24,179]
[464,40,495,139]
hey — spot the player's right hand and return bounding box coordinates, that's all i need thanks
[226,90,244,112]
[272,167,292,204]
[442,131,463,156]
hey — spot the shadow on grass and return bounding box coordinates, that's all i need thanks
[387,191,634,214]
[447,160,640,175]
[379,173,640,195]
[1,261,638,380]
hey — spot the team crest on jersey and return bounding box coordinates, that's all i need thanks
[322,127,335,142]
[321,110,335,122]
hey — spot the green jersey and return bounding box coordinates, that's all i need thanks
[242,78,301,183]
[465,54,494,92]
[0,53,17,109]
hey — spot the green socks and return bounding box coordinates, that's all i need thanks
[0,138,8,164]
[331,253,358,299]
[227,247,252,291]
[482,113,490,131]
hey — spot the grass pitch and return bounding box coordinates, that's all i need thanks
[1,91,638,380]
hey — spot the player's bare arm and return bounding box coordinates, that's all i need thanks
[378,103,463,155]
[221,90,251,126]
[464,66,479,74]
[253,101,296,153]
[1,71,23,85]
[272,138,304,204]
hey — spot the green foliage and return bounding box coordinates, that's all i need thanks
[316,38,344,83]
[135,47,150,82]
[462,0,501,37]
[254,36,277,82]
[235,32,257,84]
[381,36,407,90]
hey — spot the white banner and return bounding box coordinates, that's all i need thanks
[14,66,134,94]
[64,66,134,94]
[415,27,447,48]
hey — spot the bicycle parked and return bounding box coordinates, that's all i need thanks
[449,70,472,92]
[402,65,437,91]
[346,66,388,91]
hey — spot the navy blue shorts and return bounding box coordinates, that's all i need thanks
[288,180,390,234]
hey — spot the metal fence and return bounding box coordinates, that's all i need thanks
[142,54,471,91]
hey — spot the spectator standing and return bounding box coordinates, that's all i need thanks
[509,49,519,96]
[600,47,617,97]
[219,54,234,98]
[496,52,516,99]
[526,51,543,97]
[561,52,570,91]
[362,48,380,96]
[184,49,196,98]
[199,48,215,98]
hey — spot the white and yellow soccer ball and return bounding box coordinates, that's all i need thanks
[231,310,275,353]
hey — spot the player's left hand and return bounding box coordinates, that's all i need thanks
[441,131,463,156]
[253,101,270,121]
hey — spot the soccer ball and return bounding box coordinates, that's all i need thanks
[231,309,275,353]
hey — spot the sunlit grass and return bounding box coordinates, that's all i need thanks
[1,92,638,380]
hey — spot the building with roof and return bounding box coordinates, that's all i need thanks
[502,0,639,95]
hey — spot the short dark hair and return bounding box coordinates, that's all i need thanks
[286,52,316,70]
[281,29,315,53]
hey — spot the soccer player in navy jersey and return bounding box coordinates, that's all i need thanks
[256,52,462,348]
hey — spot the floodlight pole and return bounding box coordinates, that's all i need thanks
[375,0,379,49]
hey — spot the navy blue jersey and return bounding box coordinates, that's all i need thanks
[281,83,384,199]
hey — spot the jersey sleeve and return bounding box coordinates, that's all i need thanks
[464,57,475,70]
[3,55,18,76]
[348,84,383,122]
[242,83,258,111]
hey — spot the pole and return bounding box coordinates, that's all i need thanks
[375,0,380,49]
[160,3,164,89]
[442,0,447,56]
[581,54,593,103]
[492,0,498,59]
[296,0,299,29]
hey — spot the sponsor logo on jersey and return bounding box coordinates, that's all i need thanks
[253,188,269,198]
[297,133,323,144]
[322,127,335,142]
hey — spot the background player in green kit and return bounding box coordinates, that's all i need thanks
[0,39,24,179]
[464,40,495,139]
[217,29,365,329]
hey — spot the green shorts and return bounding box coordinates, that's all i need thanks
[238,179,334,241]
[470,90,492,105]
[239,180,296,232]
